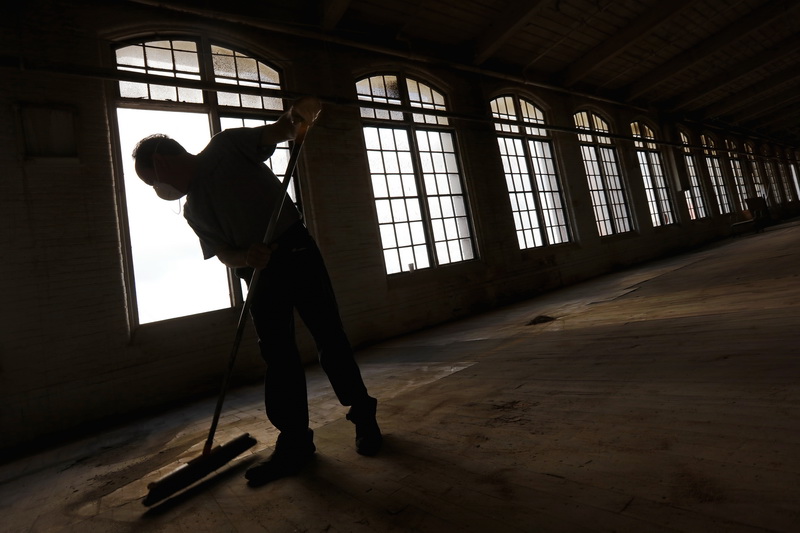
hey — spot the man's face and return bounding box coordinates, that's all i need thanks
[134,157,158,186]
[135,154,185,201]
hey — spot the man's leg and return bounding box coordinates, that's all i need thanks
[288,239,383,455]
[245,259,316,485]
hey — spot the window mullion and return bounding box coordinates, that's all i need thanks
[597,144,619,235]
[409,126,438,265]
[520,133,546,246]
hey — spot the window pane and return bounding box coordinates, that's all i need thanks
[117,108,228,324]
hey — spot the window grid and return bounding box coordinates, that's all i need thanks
[775,153,795,202]
[417,130,474,265]
[679,132,707,220]
[744,143,768,199]
[762,158,782,205]
[356,75,404,121]
[211,46,283,111]
[116,40,203,103]
[499,137,543,248]
[529,139,570,245]
[574,111,631,236]
[359,74,475,274]
[364,126,430,274]
[407,79,449,125]
[789,158,800,200]
[491,96,570,249]
[702,136,731,215]
[114,39,290,324]
[632,122,675,227]
[724,140,748,211]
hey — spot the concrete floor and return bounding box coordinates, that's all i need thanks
[2,221,800,533]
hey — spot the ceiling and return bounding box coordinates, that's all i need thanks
[133,0,800,147]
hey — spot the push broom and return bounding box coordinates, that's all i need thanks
[143,110,316,507]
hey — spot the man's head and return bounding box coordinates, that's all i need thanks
[132,134,192,200]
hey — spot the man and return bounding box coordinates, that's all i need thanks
[132,97,382,486]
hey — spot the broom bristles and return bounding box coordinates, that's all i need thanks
[143,433,257,506]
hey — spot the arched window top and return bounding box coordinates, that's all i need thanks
[630,121,657,150]
[679,130,694,153]
[356,73,449,125]
[115,39,283,111]
[490,95,547,137]
[573,110,612,144]
[701,134,718,155]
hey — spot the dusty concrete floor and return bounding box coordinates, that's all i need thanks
[2,221,800,532]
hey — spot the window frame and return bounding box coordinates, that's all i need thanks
[357,72,477,275]
[678,130,708,220]
[490,94,571,249]
[112,35,295,328]
[630,121,675,228]
[573,110,633,237]
[700,134,732,215]
[724,139,748,211]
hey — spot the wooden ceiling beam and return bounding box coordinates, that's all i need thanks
[728,87,800,124]
[473,0,549,65]
[748,105,800,133]
[561,0,692,87]
[701,67,800,119]
[625,0,800,101]
[669,34,800,111]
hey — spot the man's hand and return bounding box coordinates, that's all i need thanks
[245,243,275,269]
[290,96,322,126]
[260,96,321,148]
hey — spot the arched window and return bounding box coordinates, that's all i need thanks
[630,121,675,227]
[743,143,768,200]
[573,111,631,236]
[724,139,748,211]
[490,95,570,249]
[788,149,800,200]
[678,130,707,220]
[356,74,475,274]
[700,135,731,215]
[760,145,783,205]
[772,147,795,203]
[114,38,293,324]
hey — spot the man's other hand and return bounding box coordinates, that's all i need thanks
[246,243,274,269]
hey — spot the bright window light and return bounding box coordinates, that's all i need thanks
[117,108,230,324]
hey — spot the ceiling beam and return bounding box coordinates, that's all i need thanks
[668,34,800,111]
[701,67,800,119]
[321,0,352,30]
[561,0,692,87]
[473,0,549,66]
[727,87,800,124]
[747,104,800,132]
[624,0,800,101]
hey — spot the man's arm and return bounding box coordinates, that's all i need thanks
[215,243,273,269]
[259,96,322,151]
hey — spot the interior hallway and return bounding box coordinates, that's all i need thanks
[2,221,799,533]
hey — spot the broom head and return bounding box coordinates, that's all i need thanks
[143,432,257,506]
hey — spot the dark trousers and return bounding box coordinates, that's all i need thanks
[247,225,369,435]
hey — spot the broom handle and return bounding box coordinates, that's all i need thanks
[203,122,310,456]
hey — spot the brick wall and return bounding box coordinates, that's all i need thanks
[0,0,756,454]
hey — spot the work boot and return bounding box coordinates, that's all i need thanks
[245,428,315,486]
[346,396,382,456]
